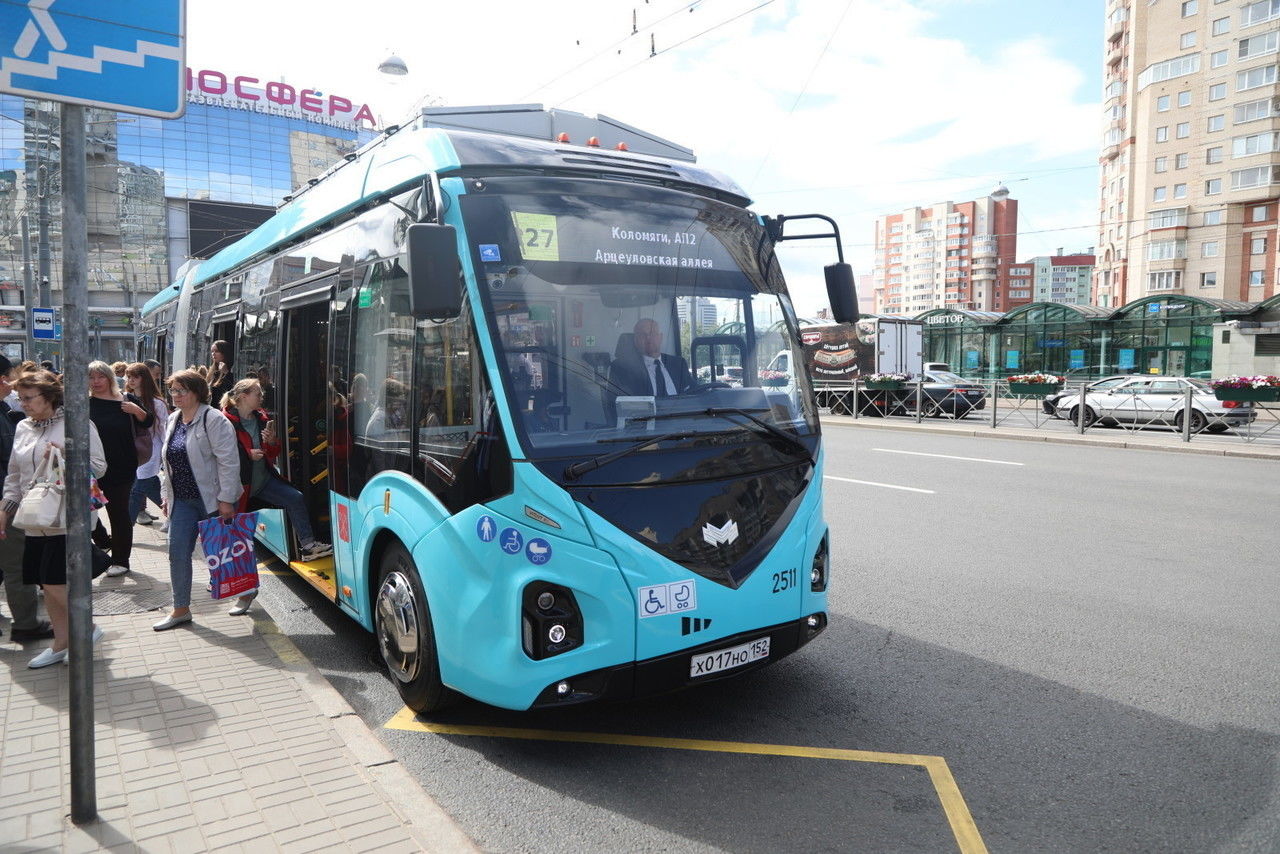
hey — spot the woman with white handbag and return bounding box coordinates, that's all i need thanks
[0,370,108,668]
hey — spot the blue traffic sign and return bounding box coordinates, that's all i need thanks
[0,1,186,118]
[31,307,55,340]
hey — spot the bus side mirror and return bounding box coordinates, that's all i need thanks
[824,263,859,324]
[406,223,462,318]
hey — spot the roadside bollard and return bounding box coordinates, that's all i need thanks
[990,379,998,428]
[1077,382,1087,435]
[852,380,859,420]
[914,379,924,424]
[1182,385,1193,442]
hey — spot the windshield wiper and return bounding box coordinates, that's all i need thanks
[630,407,815,466]
[563,430,698,481]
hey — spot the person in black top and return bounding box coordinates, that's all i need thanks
[0,354,53,641]
[88,360,153,577]
[207,340,235,409]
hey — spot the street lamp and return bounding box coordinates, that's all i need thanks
[378,54,408,76]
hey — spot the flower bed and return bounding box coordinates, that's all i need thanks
[1209,375,1280,401]
[862,372,911,391]
[1006,373,1063,396]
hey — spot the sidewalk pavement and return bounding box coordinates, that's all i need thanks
[0,520,478,853]
[822,408,1280,460]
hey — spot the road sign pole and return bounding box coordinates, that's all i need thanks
[61,102,96,826]
[20,215,37,361]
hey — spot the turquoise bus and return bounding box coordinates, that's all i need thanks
[137,110,857,712]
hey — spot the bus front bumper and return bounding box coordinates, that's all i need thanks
[528,613,827,709]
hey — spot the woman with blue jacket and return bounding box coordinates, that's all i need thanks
[154,369,241,631]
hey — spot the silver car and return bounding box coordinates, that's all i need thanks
[1053,377,1257,433]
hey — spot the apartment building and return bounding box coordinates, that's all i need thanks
[1095,0,1280,308]
[1027,250,1097,304]
[872,187,1020,315]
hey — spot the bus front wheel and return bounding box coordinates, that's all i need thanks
[375,543,454,713]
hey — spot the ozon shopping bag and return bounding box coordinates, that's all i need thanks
[198,512,259,599]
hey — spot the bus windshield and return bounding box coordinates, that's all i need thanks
[458,179,818,464]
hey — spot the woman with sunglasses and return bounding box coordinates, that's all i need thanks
[153,370,241,631]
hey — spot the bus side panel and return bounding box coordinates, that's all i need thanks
[410,506,636,710]
[331,494,361,620]
[254,508,290,562]
[350,472,451,631]
[580,474,827,664]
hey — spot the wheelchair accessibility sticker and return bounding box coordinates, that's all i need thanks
[500,528,524,555]
[638,579,698,619]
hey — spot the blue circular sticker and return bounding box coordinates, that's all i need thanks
[525,538,552,565]
[476,515,497,543]
[499,527,524,555]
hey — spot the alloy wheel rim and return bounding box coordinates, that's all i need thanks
[376,570,420,683]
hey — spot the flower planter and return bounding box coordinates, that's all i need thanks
[1213,387,1280,402]
[863,381,904,391]
[1008,382,1062,396]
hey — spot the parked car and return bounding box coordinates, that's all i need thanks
[1041,375,1133,416]
[867,370,986,418]
[1052,377,1256,433]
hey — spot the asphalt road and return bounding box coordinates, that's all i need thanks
[254,426,1280,853]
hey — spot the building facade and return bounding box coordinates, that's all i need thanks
[1028,250,1097,304]
[1095,0,1280,309]
[873,187,1020,315]
[0,69,378,363]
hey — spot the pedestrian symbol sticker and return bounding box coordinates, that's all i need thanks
[500,527,523,555]
[525,538,552,565]
[476,515,496,543]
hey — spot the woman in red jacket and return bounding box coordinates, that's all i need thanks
[220,379,332,614]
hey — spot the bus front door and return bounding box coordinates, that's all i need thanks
[276,294,336,595]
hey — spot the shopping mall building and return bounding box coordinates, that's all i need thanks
[0,68,379,364]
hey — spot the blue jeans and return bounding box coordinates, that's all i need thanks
[129,476,163,519]
[167,498,207,609]
[256,477,316,545]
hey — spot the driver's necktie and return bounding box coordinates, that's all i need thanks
[652,359,669,397]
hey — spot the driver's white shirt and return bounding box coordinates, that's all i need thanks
[645,355,676,395]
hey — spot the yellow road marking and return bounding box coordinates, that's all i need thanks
[385,707,988,854]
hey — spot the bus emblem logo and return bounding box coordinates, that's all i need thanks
[702,519,739,546]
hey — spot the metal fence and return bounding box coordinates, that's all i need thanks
[819,380,1280,446]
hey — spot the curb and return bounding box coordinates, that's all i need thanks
[824,416,1280,461]
[251,606,479,853]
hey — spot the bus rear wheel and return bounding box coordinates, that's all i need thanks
[375,542,454,713]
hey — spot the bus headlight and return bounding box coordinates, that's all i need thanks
[521,583,583,660]
[810,535,829,592]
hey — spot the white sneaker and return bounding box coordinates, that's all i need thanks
[136,511,154,525]
[28,647,67,668]
[158,519,170,532]
[300,541,333,561]
[106,565,130,577]
[64,626,105,665]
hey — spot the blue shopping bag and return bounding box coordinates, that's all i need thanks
[198,512,259,599]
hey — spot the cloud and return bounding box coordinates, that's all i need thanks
[186,0,1100,315]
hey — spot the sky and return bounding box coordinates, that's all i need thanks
[186,0,1104,316]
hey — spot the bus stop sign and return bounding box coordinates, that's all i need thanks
[0,0,186,118]
[31,306,56,340]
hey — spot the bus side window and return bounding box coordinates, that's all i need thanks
[413,304,512,512]
[349,261,414,489]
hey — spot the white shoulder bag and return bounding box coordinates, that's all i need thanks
[13,444,66,533]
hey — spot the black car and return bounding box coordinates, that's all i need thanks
[859,371,987,418]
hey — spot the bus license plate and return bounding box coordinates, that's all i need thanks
[690,637,770,678]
